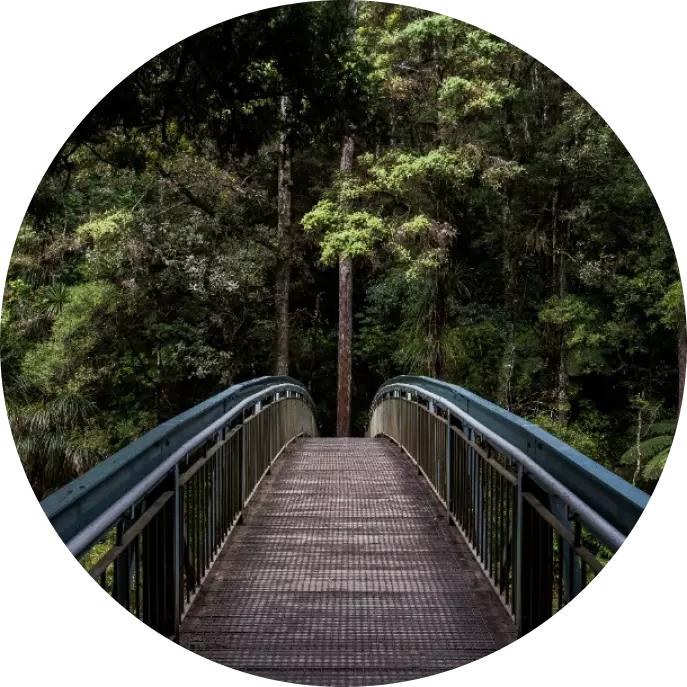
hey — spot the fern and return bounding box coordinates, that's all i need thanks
[643,447,670,480]
[620,435,674,464]
[644,419,678,438]
[620,417,677,483]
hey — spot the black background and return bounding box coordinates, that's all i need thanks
[10,10,685,685]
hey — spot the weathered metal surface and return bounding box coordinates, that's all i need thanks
[180,437,515,685]
[380,376,648,536]
[42,376,306,544]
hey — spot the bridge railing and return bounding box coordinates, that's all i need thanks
[369,378,648,637]
[41,378,317,640]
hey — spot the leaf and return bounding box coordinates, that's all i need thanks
[642,447,671,480]
[620,435,673,464]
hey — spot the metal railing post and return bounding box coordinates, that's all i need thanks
[113,513,131,610]
[446,411,452,522]
[240,409,247,514]
[173,463,180,639]
[515,462,524,636]
[398,393,402,448]
[413,394,420,465]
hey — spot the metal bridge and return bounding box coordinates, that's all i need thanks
[41,376,648,685]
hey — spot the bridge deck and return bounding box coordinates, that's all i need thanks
[180,438,516,685]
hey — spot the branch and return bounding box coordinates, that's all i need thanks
[141,200,189,220]
[155,163,218,217]
[249,234,276,253]
[131,180,156,213]
[84,142,119,168]
[155,163,276,254]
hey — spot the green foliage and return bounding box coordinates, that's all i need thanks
[532,410,611,465]
[303,200,391,263]
[620,418,677,482]
[76,210,133,241]
[1,2,679,501]
[655,278,685,329]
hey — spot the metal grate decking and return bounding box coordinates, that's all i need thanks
[179,437,516,685]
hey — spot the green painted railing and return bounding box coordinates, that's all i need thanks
[41,375,306,545]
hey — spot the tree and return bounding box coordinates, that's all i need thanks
[335,0,359,437]
[3,3,678,496]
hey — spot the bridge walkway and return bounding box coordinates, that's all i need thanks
[179,437,516,685]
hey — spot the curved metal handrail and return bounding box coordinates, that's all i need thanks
[65,384,314,558]
[41,375,307,544]
[377,376,648,537]
[371,381,626,551]
[67,382,314,558]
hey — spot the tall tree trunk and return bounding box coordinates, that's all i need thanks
[429,271,445,379]
[554,201,570,424]
[632,393,644,486]
[337,134,355,437]
[679,324,687,412]
[498,321,516,411]
[275,94,292,375]
[336,0,358,437]
[498,201,518,409]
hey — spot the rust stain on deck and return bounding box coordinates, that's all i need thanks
[180,437,516,685]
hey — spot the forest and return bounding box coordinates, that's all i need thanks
[1,1,681,501]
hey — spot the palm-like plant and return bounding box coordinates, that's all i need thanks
[620,418,677,483]
[9,393,96,499]
[37,283,69,318]
[398,263,470,377]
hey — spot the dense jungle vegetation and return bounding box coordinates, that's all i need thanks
[1,2,681,501]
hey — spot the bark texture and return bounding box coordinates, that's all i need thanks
[335,0,358,436]
[275,95,292,375]
[336,134,355,437]
[679,324,687,412]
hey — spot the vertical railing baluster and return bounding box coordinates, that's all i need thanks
[556,533,563,611]
[240,409,246,514]
[173,463,180,639]
[446,414,452,522]
[505,473,510,600]
[571,518,581,602]
[515,462,524,636]
[194,468,200,588]
[415,394,420,465]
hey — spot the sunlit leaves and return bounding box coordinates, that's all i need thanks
[439,76,513,119]
[303,200,390,264]
[654,278,685,329]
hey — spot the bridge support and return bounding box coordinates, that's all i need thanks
[237,409,247,525]
[113,509,133,613]
[551,496,581,602]
[518,474,554,636]
[445,412,453,523]
[141,472,178,640]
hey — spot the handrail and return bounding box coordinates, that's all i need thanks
[41,375,305,544]
[66,383,313,558]
[374,376,648,538]
[372,382,625,551]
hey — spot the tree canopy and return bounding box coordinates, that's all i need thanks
[1,2,680,500]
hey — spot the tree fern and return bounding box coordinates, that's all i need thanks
[620,435,674,464]
[644,419,678,438]
[620,417,677,484]
[643,447,671,481]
